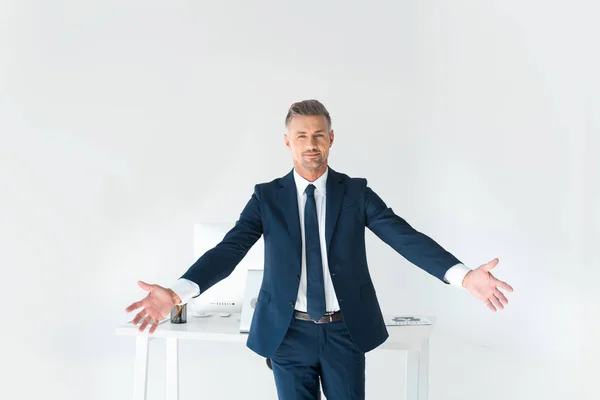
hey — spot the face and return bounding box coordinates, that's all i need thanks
[284,115,334,174]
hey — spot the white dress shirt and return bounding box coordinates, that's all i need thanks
[169,168,471,305]
[291,167,338,312]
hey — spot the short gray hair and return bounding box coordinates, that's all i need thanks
[284,99,332,130]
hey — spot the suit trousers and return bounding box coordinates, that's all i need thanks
[270,315,366,400]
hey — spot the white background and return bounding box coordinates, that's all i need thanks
[1,1,598,399]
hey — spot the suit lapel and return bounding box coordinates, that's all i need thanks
[325,168,345,254]
[278,169,302,267]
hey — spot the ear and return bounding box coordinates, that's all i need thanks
[284,134,291,149]
[329,130,335,147]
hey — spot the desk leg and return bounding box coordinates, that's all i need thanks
[406,339,429,400]
[133,336,149,400]
[166,338,179,400]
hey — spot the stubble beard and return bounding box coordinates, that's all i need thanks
[301,155,325,171]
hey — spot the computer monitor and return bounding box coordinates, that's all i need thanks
[240,268,264,332]
[190,223,264,316]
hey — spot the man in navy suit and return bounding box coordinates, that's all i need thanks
[126,99,514,399]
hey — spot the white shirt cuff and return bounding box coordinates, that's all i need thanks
[168,278,201,305]
[443,263,471,288]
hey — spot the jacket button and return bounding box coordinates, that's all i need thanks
[289,301,295,308]
[296,275,300,282]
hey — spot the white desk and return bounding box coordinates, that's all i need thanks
[115,313,435,400]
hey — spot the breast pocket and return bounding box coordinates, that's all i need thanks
[340,202,359,212]
[338,201,362,226]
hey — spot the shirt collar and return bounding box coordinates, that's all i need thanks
[293,167,328,196]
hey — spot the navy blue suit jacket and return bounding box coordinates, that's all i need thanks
[180,167,461,357]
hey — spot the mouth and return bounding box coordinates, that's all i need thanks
[304,153,321,158]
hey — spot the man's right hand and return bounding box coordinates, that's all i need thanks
[125,280,181,334]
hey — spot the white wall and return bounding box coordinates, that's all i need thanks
[1,1,597,399]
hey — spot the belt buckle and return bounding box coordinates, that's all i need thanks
[313,313,333,324]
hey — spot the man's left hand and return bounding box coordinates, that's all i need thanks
[462,258,513,312]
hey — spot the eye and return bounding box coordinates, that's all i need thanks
[298,135,306,139]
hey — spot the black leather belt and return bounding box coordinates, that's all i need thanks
[294,310,342,324]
